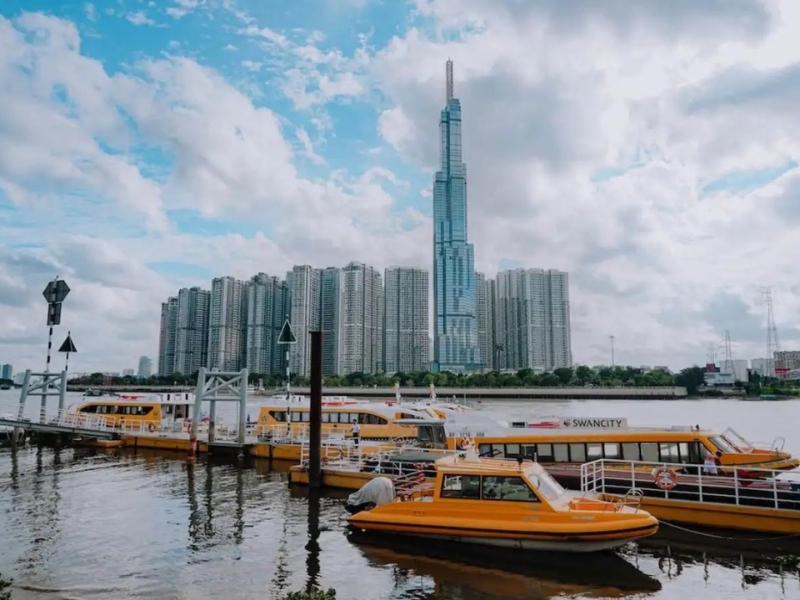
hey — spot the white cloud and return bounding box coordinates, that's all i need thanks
[84,3,97,22]
[295,127,326,165]
[126,11,156,27]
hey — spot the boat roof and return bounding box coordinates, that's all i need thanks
[434,455,546,476]
[259,401,434,419]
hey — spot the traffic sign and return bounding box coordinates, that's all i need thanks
[58,334,77,353]
[277,317,297,344]
[43,279,70,304]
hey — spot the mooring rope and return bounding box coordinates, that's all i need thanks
[658,518,800,542]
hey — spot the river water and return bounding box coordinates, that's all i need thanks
[1,390,800,600]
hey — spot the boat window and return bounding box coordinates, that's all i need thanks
[291,412,302,422]
[527,471,563,502]
[678,443,689,463]
[301,412,310,422]
[710,436,735,453]
[80,405,98,413]
[641,443,659,462]
[505,444,521,457]
[440,475,481,499]
[536,443,554,461]
[522,444,537,458]
[603,443,621,459]
[321,413,329,423]
[569,444,586,462]
[687,442,704,464]
[586,443,603,460]
[479,444,491,456]
[622,443,640,460]
[659,443,680,464]
[553,444,570,462]
[360,413,388,425]
[270,411,287,422]
[397,412,420,420]
[328,413,339,423]
[482,476,539,502]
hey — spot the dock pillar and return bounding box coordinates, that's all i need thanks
[238,369,247,449]
[308,330,322,489]
[189,367,205,462]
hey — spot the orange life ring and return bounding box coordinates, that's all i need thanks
[652,466,679,491]
[147,423,156,433]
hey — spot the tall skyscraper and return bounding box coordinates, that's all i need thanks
[245,274,291,376]
[320,267,345,376]
[207,276,245,371]
[385,267,430,373]
[137,356,153,379]
[0,364,12,380]
[289,265,321,377]
[157,296,178,376]
[341,262,384,375]
[475,272,495,370]
[432,59,480,373]
[175,286,211,375]
[495,268,572,371]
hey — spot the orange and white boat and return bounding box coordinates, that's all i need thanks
[347,443,658,553]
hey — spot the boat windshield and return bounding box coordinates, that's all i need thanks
[526,468,565,501]
[710,435,737,453]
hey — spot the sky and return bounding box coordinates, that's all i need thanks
[1,0,800,374]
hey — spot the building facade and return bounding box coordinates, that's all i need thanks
[320,267,345,376]
[288,265,321,378]
[384,267,430,373]
[175,287,211,375]
[245,274,291,377]
[494,268,572,371]
[137,356,153,379]
[0,364,12,380]
[157,296,178,376]
[341,262,384,375]
[432,60,480,373]
[207,277,245,371]
[475,272,495,370]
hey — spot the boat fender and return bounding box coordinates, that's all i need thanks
[652,466,679,491]
[147,423,156,433]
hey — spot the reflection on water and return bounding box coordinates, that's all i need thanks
[2,398,800,599]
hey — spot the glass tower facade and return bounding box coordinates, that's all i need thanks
[432,60,480,372]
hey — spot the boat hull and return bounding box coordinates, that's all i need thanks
[347,523,657,553]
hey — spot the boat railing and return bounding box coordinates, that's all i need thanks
[580,458,800,511]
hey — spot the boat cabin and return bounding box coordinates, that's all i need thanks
[71,393,195,428]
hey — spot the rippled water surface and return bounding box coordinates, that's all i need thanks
[2,392,800,599]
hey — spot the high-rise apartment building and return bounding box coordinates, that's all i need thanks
[495,269,572,371]
[244,273,290,376]
[288,265,321,377]
[157,296,178,376]
[341,262,384,375]
[0,364,12,380]
[475,272,495,370]
[175,286,211,375]
[320,267,345,376]
[432,60,480,373]
[207,276,245,371]
[384,267,430,373]
[137,356,153,379]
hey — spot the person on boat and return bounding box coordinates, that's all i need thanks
[703,452,718,475]
[351,419,360,446]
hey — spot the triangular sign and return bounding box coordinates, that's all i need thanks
[277,318,297,344]
[58,334,77,353]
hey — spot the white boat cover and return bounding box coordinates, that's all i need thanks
[347,477,395,507]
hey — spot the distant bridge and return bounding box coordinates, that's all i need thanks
[267,386,689,400]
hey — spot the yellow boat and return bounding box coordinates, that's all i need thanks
[347,447,658,553]
[443,416,799,472]
[69,392,195,432]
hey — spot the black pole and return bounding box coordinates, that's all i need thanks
[308,331,323,488]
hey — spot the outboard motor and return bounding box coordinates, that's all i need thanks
[345,477,395,515]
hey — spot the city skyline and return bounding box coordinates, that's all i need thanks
[2,2,800,373]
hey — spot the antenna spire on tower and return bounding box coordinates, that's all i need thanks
[764,287,781,377]
[446,58,454,102]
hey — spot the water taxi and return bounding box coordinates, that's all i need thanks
[347,445,659,553]
[444,415,799,473]
[253,396,442,443]
[69,392,196,432]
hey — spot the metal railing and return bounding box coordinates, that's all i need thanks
[580,458,800,511]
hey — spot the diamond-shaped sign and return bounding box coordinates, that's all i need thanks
[277,318,297,344]
[43,279,70,304]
